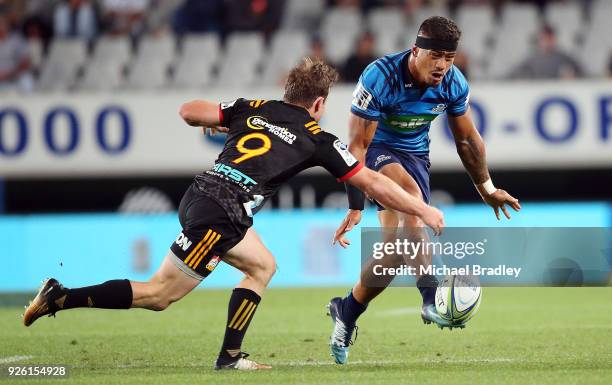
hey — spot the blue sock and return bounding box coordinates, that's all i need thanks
[341,291,368,326]
[417,274,438,306]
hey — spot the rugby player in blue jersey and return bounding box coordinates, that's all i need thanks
[327,16,521,364]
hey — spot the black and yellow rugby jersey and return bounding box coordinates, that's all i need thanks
[194,98,362,220]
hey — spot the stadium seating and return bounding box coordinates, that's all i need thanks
[91,36,131,65]
[16,1,612,91]
[320,7,362,65]
[216,33,265,87]
[456,4,495,72]
[579,1,612,77]
[281,0,325,31]
[80,61,125,91]
[79,36,131,91]
[125,35,175,90]
[367,9,404,56]
[544,2,584,52]
[27,39,44,73]
[415,5,449,23]
[37,39,87,91]
[486,3,540,79]
[260,31,309,85]
[172,33,220,88]
[367,8,404,36]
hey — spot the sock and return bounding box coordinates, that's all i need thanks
[417,274,439,306]
[341,290,368,326]
[60,279,133,310]
[218,288,261,362]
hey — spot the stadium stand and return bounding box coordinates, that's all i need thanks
[79,36,131,90]
[125,34,175,89]
[37,38,87,90]
[580,0,612,77]
[320,7,363,65]
[261,30,309,85]
[366,8,403,56]
[1,0,611,92]
[544,2,584,52]
[172,33,220,88]
[216,32,265,86]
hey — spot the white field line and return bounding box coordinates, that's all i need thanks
[276,359,403,366]
[276,357,517,367]
[0,355,34,364]
[68,357,518,370]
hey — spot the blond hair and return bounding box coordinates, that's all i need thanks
[283,58,339,106]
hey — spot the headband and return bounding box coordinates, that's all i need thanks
[415,36,458,52]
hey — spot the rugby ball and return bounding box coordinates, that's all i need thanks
[435,275,482,324]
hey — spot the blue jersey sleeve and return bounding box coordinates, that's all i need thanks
[446,66,470,117]
[350,61,387,121]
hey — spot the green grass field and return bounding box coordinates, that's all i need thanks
[1,287,611,385]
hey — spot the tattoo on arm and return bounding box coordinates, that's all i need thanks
[344,114,378,209]
[450,111,490,185]
[456,135,490,184]
[347,114,377,163]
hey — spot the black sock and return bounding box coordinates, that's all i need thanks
[218,288,261,362]
[417,274,439,306]
[341,290,368,326]
[60,279,133,310]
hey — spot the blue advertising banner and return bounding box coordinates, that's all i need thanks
[1,203,610,291]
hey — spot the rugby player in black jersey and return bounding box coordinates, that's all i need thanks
[22,59,444,370]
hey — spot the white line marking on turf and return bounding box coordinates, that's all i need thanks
[277,357,517,366]
[87,357,518,370]
[0,355,34,364]
[278,359,403,366]
[414,357,517,364]
[375,307,420,316]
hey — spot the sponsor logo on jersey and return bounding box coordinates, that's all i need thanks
[221,99,237,110]
[374,154,392,167]
[246,116,296,144]
[333,139,357,166]
[385,114,437,131]
[175,232,192,251]
[246,116,267,130]
[352,83,373,110]
[243,194,264,217]
[431,104,447,113]
[205,256,221,271]
[211,163,258,186]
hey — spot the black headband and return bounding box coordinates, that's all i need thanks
[415,36,458,52]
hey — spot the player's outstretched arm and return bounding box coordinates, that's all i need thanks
[346,113,378,165]
[345,167,445,236]
[448,109,521,220]
[179,100,222,127]
[334,114,378,247]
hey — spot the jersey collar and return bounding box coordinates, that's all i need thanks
[401,49,416,89]
[281,100,313,118]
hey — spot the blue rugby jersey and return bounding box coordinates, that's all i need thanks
[350,49,470,154]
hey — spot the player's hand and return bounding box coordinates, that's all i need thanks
[482,189,521,220]
[332,209,362,248]
[201,126,229,136]
[420,205,445,236]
